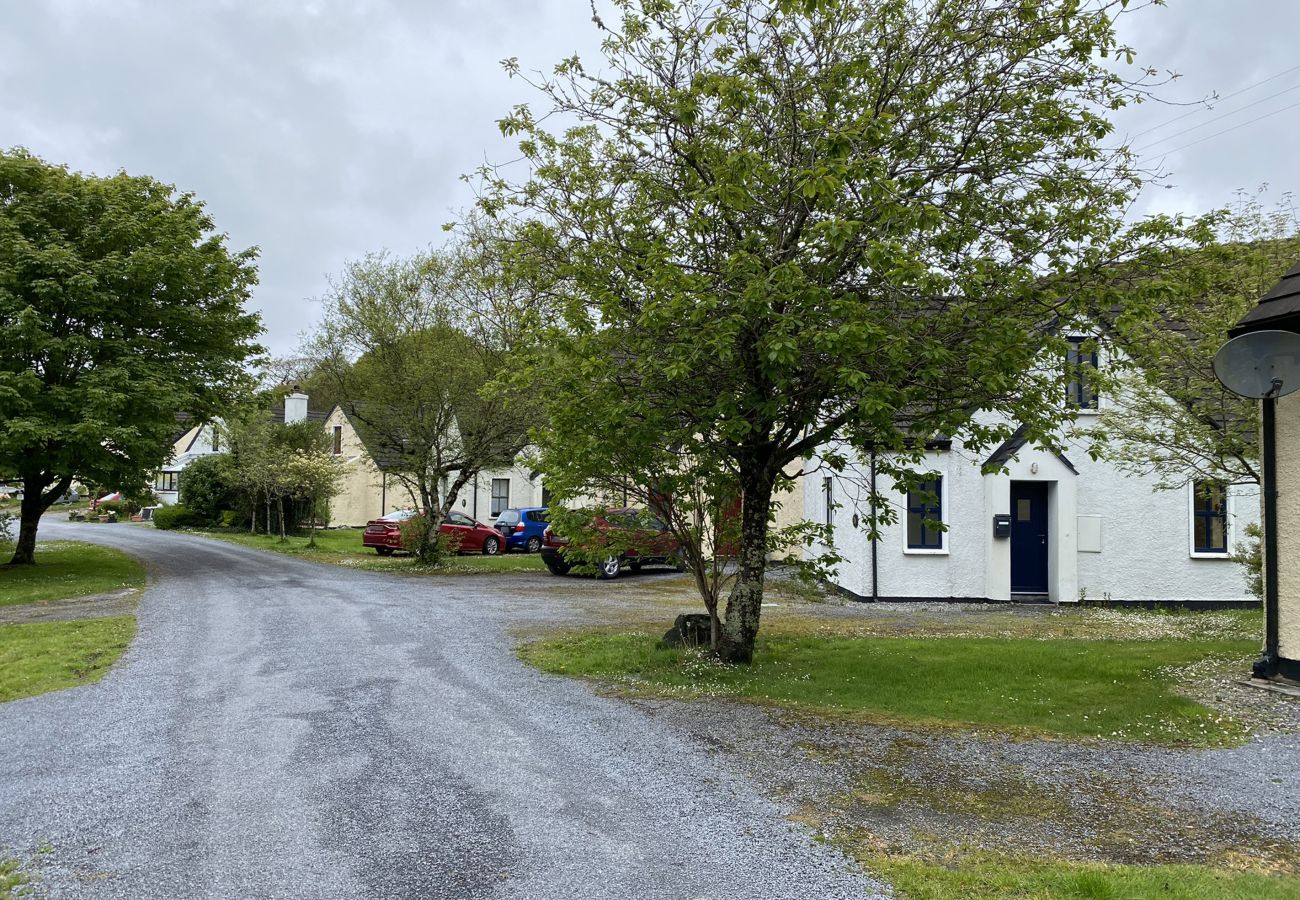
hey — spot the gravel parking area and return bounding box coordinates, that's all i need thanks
[0,520,882,899]
[549,594,1300,874]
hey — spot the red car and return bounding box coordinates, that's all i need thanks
[541,507,684,578]
[363,509,504,556]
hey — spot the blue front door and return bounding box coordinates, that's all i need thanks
[1010,482,1049,594]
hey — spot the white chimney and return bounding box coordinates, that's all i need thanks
[284,390,309,425]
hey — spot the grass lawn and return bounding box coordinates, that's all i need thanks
[0,616,136,702]
[0,540,146,607]
[519,629,1257,746]
[864,851,1300,899]
[194,527,547,574]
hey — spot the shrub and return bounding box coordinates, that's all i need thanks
[1232,522,1263,600]
[179,455,242,525]
[0,510,13,545]
[398,515,456,565]
[96,500,130,517]
[218,509,239,528]
[152,504,202,530]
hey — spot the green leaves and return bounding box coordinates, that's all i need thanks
[0,149,262,528]
[479,0,1169,656]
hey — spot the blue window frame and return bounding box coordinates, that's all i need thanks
[1066,337,1099,409]
[1193,481,1228,553]
[906,477,943,550]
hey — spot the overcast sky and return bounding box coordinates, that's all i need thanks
[4,0,1298,357]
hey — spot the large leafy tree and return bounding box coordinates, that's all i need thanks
[308,239,538,562]
[1092,193,1300,489]
[481,0,1176,662]
[0,149,262,565]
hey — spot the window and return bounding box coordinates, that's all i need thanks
[332,425,343,455]
[491,478,510,517]
[1066,337,1099,410]
[447,511,474,526]
[1192,481,1228,554]
[154,471,178,493]
[822,477,833,527]
[906,477,944,550]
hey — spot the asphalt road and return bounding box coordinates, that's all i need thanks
[0,521,881,899]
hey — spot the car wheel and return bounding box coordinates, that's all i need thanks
[525,535,542,553]
[482,536,501,556]
[545,559,571,576]
[596,556,622,579]
[376,547,394,556]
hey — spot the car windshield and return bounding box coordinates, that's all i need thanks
[604,510,643,528]
[382,509,419,521]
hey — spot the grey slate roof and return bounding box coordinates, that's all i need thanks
[983,423,1078,475]
[1233,259,1300,334]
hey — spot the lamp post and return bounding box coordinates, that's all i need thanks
[1213,330,1300,680]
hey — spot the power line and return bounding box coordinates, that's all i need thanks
[1146,97,1300,157]
[1134,81,1300,152]
[1129,63,1300,141]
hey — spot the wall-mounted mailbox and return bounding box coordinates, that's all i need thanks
[993,513,1012,538]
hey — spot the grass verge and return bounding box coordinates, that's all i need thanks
[0,855,29,895]
[0,616,136,702]
[0,541,145,607]
[862,850,1300,899]
[194,528,547,574]
[519,630,1256,746]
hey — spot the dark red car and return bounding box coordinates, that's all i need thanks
[363,509,504,556]
[541,507,684,578]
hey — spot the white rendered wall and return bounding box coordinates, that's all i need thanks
[1066,422,1257,603]
[812,425,1258,603]
[454,463,545,524]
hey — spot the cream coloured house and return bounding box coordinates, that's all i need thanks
[322,405,545,527]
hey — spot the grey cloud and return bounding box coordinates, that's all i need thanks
[3,1,1297,354]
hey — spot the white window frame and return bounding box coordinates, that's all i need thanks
[1188,480,1232,559]
[902,470,949,556]
[491,478,511,518]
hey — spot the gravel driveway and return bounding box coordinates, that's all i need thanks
[0,521,882,899]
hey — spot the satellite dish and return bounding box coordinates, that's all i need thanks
[1214,329,1300,399]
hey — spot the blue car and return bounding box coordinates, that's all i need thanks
[492,507,549,553]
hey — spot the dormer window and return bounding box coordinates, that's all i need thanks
[1066,336,1099,410]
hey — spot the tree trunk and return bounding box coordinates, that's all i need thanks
[278,496,287,543]
[417,480,440,562]
[441,469,476,522]
[717,466,776,664]
[8,473,71,566]
[307,492,318,547]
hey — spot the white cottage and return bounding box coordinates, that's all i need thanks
[156,391,328,505]
[807,367,1259,605]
